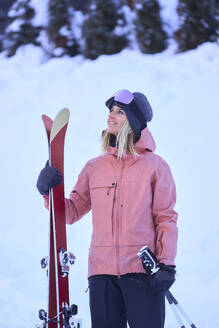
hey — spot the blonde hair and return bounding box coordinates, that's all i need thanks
[102,120,138,159]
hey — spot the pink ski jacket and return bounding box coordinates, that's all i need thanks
[44,128,178,277]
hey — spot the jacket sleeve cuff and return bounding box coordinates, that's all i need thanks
[42,194,49,209]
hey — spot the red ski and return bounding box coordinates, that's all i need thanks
[36,109,81,328]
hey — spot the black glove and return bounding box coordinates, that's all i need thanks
[150,263,176,293]
[36,161,62,195]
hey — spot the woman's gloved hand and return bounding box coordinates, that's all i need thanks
[36,161,62,195]
[150,263,176,293]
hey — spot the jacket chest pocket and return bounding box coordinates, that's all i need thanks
[91,180,117,195]
[90,180,117,245]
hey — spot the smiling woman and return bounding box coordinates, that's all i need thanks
[37,89,178,328]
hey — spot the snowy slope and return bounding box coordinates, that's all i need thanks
[0,41,219,328]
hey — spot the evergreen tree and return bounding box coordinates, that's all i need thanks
[82,0,128,60]
[0,0,16,36]
[126,0,135,10]
[135,0,168,54]
[217,0,219,39]
[3,0,42,57]
[47,0,80,57]
[174,0,219,52]
[71,0,89,12]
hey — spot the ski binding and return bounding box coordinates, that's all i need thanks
[59,247,76,277]
[40,249,76,277]
[40,257,48,269]
[62,302,82,328]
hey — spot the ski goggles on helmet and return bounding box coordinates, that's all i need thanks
[105,89,134,110]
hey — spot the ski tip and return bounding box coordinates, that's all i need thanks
[58,108,70,121]
[53,108,70,122]
[42,115,53,140]
[50,108,70,142]
[42,114,53,124]
[60,107,70,114]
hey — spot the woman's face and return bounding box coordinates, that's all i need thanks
[107,105,127,136]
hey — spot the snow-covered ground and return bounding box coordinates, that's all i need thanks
[0,40,219,327]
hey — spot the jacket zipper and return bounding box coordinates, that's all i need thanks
[111,183,117,236]
[115,160,125,277]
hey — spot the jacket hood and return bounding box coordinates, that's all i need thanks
[134,127,156,153]
[106,127,156,156]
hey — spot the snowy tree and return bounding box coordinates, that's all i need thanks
[3,0,42,57]
[134,0,168,54]
[126,0,135,10]
[82,0,129,60]
[0,4,9,52]
[216,0,219,39]
[0,0,16,35]
[47,0,80,57]
[174,0,219,52]
[71,0,89,12]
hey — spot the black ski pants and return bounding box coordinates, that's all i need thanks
[88,273,165,328]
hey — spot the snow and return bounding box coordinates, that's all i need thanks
[30,0,49,27]
[0,40,219,327]
[159,0,178,33]
[71,10,84,40]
